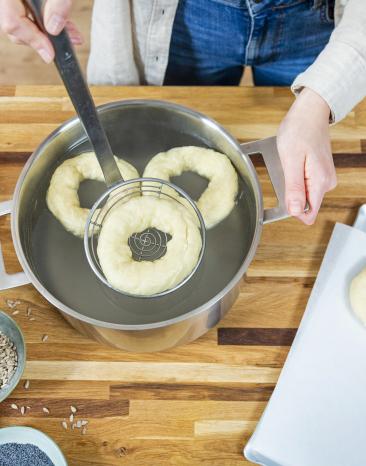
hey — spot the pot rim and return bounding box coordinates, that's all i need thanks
[11,99,264,331]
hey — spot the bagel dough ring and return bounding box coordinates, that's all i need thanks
[47,151,139,237]
[350,267,366,325]
[97,196,202,296]
[143,146,238,229]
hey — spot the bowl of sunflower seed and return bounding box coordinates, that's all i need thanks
[0,310,26,402]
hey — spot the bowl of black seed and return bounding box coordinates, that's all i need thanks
[0,310,26,402]
[0,426,68,466]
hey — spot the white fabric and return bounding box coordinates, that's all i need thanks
[87,0,178,85]
[87,0,365,123]
[292,0,366,123]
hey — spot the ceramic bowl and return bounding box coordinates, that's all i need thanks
[0,310,26,402]
[0,426,68,465]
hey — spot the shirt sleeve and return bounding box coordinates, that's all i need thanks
[291,0,366,123]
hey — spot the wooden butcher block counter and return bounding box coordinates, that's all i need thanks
[0,85,366,466]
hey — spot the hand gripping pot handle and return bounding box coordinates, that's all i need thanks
[240,136,289,224]
[0,200,30,291]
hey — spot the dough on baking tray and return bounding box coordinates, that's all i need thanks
[143,146,238,229]
[47,151,139,237]
[350,267,366,325]
[97,196,202,296]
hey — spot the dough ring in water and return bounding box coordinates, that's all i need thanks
[97,196,202,296]
[47,151,139,237]
[143,146,238,229]
[350,267,366,325]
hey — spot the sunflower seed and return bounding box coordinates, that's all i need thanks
[61,421,68,430]
[69,413,74,423]
[82,427,87,435]
[10,403,18,410]
[12,310,19,316]
[41,334,48,343]
[70,405,77,413]
[80,420,88,426]
[6,300,17,309]
[0,331,17,389]
[42,407,50,414]
[29,317,36,321]
[20,406,25,415]
[24,379,30,390]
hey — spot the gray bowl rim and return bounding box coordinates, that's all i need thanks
[11,99,264,331]
[0,310,26,402]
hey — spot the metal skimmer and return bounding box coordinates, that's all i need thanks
[25,0,205,298]
[128,229,172,262]
[84,178,206,298]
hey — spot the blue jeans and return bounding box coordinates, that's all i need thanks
[164,0,335,86]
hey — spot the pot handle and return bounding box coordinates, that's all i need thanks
[0,200,30,290]
[240,136,289,224]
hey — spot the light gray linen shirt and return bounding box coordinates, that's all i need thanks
[87,0,366,123]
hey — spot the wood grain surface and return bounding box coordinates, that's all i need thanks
[0,86,365,465]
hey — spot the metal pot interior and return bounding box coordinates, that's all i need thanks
[15,100,260,327]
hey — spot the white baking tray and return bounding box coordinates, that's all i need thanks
[244,205,366,466]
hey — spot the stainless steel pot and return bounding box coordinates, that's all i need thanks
[0,100,288,352]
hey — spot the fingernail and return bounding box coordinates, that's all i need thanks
[289,200,303,216]
[46,14,64,35]
[38,48,53,64]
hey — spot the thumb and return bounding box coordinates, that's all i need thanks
[43,0,72,36]
[280,152,307,217]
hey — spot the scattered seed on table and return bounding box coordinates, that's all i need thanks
[69,413,74,423]
[12,310,19,315]
[26,308,32,316]
[70,405,77,413]
[42,407,50,414]
[10,403,18,410]
[61,421,67,430]
[71,423,75,430]
[29,317,36,321]
[81,420,88,426]
[6,300,18,309]
[41,335,48,342]
[20,406,25,415]
[82,427,87,435]
[24,380,30,390]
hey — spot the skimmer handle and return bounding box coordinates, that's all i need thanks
[24,0,123,187]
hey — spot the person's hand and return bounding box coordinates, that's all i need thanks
[277,87,337,225]
[0,0,82,64]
